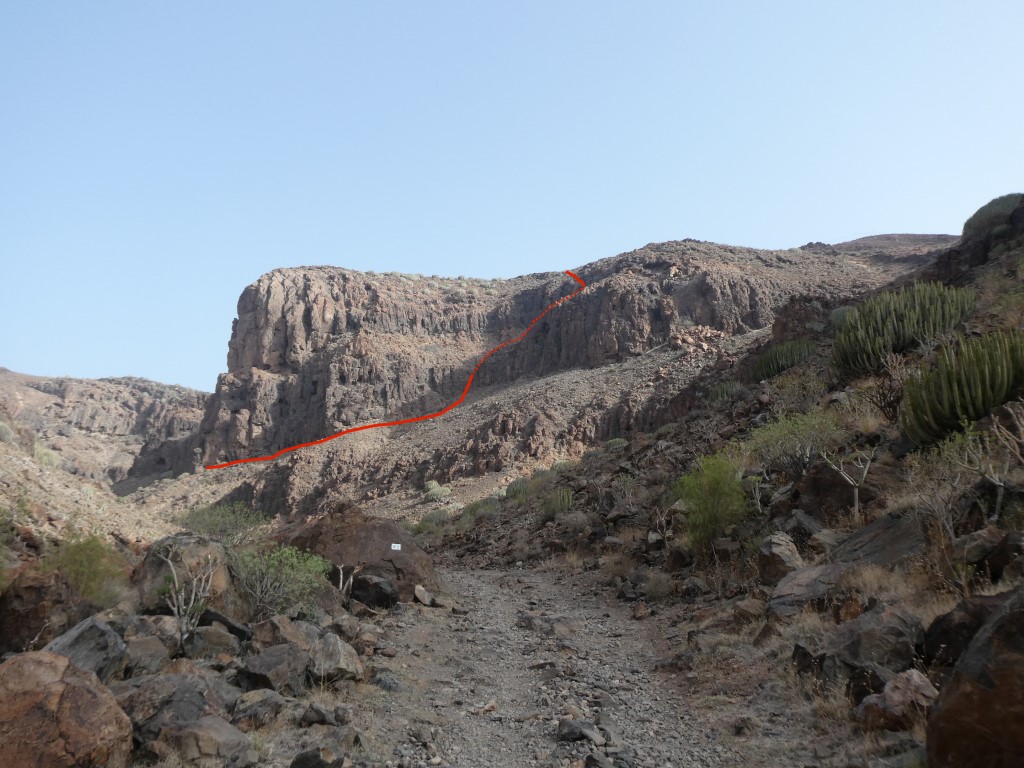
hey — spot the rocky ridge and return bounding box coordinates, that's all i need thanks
[127,235,947,520]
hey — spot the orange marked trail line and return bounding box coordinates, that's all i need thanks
[205,270,587,470]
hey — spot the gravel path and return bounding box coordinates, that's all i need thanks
[358,568,743,768]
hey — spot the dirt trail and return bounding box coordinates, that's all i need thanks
[356,568,745,768]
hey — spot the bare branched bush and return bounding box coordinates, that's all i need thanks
[157,544,217,652]
[864,353,910,423]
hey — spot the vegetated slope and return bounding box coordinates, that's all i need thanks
[128,235,947,517]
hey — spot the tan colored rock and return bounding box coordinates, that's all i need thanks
[856,669,937,730]
[0,651,133,768]
[758,532,804,586]
[414,584,438,607]
[160,714,257,766]
[251,615,318,652]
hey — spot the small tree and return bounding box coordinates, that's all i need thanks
[819,447,875,526]
[674,453,748,555]
[157,543,217,652]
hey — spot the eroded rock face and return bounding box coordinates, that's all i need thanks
[923,592,1015,668]
[927,586,1024,767]
[137,237,941,493]
[0,651,133,768]
[109,665,229,750]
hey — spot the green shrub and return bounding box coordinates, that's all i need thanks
[33,441,61,469]
[604,438,629,451]
[230,545,331,622]
[644,571,675,601]
[743,409,846,480]
[542,487,573,518]
[902,331,1024,445]
[506,478,530,500]
[423,486,451,503]
[962,193,1023,241]
[832,283,976,378]
[709,380,746,404]
[176,503,270,546]
[412,508,451,534]
[829,306,856,332]
[424,479,441,492]
[552,460,575,473]
[42,534,129,608]
[461,497,499,521]
[654,422,677,438]
[0,421,14,444]
[673,454,748,553]
[752,340,816,381]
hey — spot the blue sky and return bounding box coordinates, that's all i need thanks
[2,2,1022,391]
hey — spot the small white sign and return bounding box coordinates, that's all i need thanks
[391,543,402,551]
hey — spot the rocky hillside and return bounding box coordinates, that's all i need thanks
[130,235,950,518]
[0,372,209,542]
[7,198,1024,768]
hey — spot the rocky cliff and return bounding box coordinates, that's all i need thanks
[129,235,950,515]
[0,371,208,484]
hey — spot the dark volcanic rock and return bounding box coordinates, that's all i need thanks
[237,643,308,696]
[923,592,1015,668]
[829,512,925,568]
[927,586,1024,767]
[43,616,127,683]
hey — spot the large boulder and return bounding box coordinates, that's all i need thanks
[134,533,251,623]
[0,565,93,654]
[43,616,127,683]
[768,563,855,621]
[109,666,230,750]
[351,573,399,608]
[829,512,925,569]
[237,643,308,696]
[927,586,1024,767]
[758,532,804,586]
[794,602,923,702]
[287,510,439,602]
[159,714,257,766]
[307,633,363,684]
[184,624,241,659]
[0,651,133,768]
[251,615,321,652]
[231,689,293,733]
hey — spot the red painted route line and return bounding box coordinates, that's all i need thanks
[205,270,587,470]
